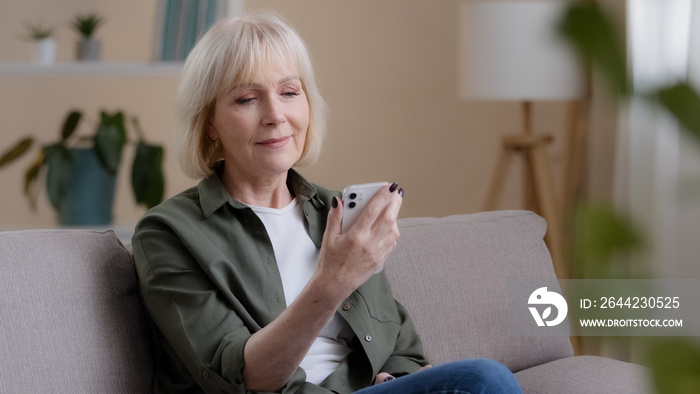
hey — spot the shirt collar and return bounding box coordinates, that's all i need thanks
[198,166,321,218]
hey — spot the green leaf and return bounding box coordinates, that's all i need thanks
[131,116,146,142]
[93,124,124,173]
[649,339,700,394]
[60,110,82,143]
[24,148,45,210]
[71,12,104,38]
[572,202,643,278]
[43,144,73,211]
[0,137,34,169]
[558,1,629,97]
[24,21,54,40]
[93,111,127,174]
[656,82,700,142]
[131,142,165,209]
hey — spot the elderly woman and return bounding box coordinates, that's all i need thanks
[133,11,522,394]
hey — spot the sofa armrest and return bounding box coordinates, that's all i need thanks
[515,356,652,393]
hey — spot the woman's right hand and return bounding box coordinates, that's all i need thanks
[311,183,403,303]
[242,184,403,391]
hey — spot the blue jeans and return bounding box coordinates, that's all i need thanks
[354,359,523,394]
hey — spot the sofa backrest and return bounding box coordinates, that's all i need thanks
[0,230,153,393]
[0,210,572,393]
[385,210,574,372]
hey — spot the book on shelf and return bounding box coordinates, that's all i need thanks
[155,0,236,61]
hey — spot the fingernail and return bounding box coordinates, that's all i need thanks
[389,183,398,193]
[383,376,395,382]
[398,188,404,197]
[332,196,338,208]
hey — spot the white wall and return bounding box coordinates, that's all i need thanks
[0,0,619,228]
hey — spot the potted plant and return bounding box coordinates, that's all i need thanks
[0,110,165,226]
[24,21,56,65]
[71,12,104,61]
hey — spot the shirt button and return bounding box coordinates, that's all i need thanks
[365,335,372,342]
[343,304,351,311]
[202,371,210,379]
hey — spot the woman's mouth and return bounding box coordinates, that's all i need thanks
[256,136,291,149]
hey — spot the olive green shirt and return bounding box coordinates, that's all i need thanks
[132,169,428,394]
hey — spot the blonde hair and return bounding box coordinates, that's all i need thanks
[174,11,327,179]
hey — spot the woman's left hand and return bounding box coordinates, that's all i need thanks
[374,365,433,385]
[374,372,396,385]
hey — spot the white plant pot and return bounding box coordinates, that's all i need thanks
[76,38,101,61]
[33,38,56,66]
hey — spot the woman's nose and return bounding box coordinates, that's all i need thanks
[261,97,285,126]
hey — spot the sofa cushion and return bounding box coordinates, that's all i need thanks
[0,230,153,393]
[386,210,574,372]
[514,355,652,393]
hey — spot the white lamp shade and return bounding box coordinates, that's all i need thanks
[459,0,583,101]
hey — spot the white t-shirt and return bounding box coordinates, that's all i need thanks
[250,199,354,385]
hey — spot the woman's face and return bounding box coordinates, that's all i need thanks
[208,65,310,180]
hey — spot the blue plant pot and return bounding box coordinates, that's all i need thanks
[58,148,116,226]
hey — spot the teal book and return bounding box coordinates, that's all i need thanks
[159,0,221,61]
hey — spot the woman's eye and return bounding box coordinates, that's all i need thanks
[282,91,300,98]
[235,96,255,105]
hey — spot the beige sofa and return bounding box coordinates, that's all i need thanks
[0,210,651,393]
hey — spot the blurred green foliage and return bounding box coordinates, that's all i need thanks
[24,21,54,40]
[571,202,643,279]
[559,2,700,393]
[559,0,629,97]
[649,339,700,394]
[656,83,700,141]
[70,12,105,38]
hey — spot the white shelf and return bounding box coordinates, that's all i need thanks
[0,61,183,77]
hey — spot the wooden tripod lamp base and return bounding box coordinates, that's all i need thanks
[483,132,567,280]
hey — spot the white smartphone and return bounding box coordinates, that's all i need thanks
[341,182,389,234]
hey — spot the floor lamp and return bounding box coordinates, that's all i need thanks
[459,0,583,280]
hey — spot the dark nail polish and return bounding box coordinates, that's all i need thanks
[332,196,338,208]
[398,188,404,197]
[389,183,398,193]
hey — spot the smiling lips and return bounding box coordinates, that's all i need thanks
[257,136,291,149]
